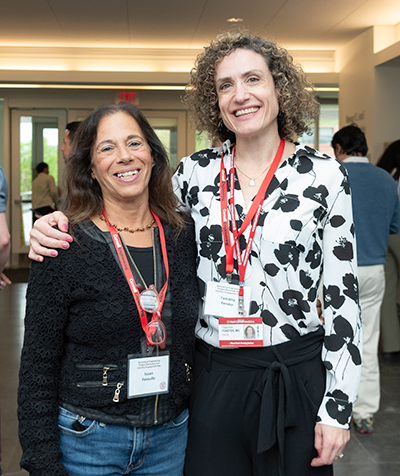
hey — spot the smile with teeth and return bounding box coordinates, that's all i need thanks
[235,107,259,117]
[116,170,139,178]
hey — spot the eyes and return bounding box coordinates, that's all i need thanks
[217,75,261,93]
[96,138,146,156]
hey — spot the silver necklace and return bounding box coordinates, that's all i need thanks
[121,230,157,289]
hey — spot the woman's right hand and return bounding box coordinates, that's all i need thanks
[29,211,72,262]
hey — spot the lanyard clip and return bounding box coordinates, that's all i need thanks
[238,296,245,316]
[238,284,245,316]
[226,272,232,284]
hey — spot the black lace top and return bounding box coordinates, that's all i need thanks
[18,218,199,476]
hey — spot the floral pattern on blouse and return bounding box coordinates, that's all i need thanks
[172,141,362,429]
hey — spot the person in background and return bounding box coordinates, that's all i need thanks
[376,140,400,361]
[332,125,399,434]
[18,103,199,476]
[0,165,11,290]
[28,31,362,476]
[31,162,60,223]
[61,121,81,161]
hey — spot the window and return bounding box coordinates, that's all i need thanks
[298,99,339,157]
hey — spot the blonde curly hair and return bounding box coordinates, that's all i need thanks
[184,30,320,143]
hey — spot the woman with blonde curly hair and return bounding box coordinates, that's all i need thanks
[29,31,361,476]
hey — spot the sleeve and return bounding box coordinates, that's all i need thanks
[0,167,8,213]
[18,252,71,476]
[172,155,191,211]
[317,164,362,429]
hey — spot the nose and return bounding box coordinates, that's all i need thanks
[117,144,132,162]
[233,82,250,103]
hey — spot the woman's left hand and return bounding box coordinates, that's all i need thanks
[311,424,350,467]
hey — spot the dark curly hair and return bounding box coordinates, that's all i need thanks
[183,30,320,143]
[64,102,185,231]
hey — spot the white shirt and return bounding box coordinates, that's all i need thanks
[173,141,362,429]
[32,172,58,209]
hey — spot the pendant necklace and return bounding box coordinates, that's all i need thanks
[235,162,272,187]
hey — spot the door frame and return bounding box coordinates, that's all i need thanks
[10,108,66,265]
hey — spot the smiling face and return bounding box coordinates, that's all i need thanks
[91,111,154,210]
[215,48,280,142]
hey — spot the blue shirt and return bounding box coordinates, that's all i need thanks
[342,157,400,266]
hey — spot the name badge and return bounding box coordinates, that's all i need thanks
[219,317,263,348]
[127,352,170,398]
[204,281,251,317]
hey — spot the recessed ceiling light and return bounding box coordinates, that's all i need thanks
[227,18,243,23]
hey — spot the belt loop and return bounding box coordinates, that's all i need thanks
[206,345,213,372]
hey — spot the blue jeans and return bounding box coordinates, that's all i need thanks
[58,406,189,476]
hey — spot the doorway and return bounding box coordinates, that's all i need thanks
[10,109,66,265]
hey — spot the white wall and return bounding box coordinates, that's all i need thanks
[336,28,375,160]
[337,27,400,163]
[374,65,400,162]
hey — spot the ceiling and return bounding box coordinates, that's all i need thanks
[2,0,400,51]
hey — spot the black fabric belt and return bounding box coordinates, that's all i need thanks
[195,327,325,476]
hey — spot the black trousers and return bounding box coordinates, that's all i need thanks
[184,329,333,476]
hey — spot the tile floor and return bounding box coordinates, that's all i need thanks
[1,280,400,475]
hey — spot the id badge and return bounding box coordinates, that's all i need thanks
[204,281,251,317]
[219,317,263,348]
[127,351,170,398]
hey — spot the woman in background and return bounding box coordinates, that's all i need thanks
[377,140,400,360]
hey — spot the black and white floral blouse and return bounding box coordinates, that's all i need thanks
[172,140,362,429]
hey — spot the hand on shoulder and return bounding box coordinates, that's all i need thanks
[29,211,72,261]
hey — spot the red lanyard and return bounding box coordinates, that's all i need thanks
[102,209,169,343]
[220,139,285,299]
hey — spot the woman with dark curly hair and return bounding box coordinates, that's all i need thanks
[173,31,361,476]
[29,31,361,476]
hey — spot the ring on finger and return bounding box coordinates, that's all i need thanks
[336,453,344,459]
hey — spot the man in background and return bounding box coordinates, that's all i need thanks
[31,162,60,223]
[61,121,80,161]
[331,124,400,434]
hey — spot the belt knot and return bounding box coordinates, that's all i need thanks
[271,361,282,373]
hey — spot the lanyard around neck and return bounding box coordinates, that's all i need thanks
[220,138,285,285]
[102,209,169,342]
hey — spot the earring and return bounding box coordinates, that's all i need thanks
[218,119,225,134]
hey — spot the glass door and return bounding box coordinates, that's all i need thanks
[10,109,66,264]
[144,111,187,173]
